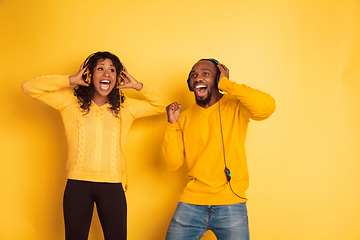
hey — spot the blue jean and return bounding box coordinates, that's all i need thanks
[165,202,249,240]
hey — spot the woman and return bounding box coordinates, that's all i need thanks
[22,51,168,240]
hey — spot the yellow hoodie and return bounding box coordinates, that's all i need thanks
[162,77,276,205]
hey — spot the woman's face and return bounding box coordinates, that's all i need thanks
[92,58,117,100]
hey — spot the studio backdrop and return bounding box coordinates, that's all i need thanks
[0,0,359,239]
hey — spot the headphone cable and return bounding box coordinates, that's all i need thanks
[218,101,247,200]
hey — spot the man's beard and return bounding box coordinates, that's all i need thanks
[195,89,212,108]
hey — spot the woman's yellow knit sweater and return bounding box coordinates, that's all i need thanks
[22,75,168,190]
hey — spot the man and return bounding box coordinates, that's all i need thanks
[161,59,276,240]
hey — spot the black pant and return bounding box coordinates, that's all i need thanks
[63,179,127,240]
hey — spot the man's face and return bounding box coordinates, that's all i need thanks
[189,60,218,107]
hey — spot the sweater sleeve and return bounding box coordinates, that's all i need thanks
[161,122,185,171]
[21,75,74,111]
[218,77,276,120]
[126,84,170,119]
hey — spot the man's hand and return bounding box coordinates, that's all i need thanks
[217,63,229,80]
[166,102,181,124]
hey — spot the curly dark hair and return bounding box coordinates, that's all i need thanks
[74,51,125,117]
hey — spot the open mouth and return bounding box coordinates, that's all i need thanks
[195,84,207,97]
[100,80,111,91]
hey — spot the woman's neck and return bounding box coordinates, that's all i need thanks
[92,95,108,106]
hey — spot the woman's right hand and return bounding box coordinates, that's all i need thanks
[69,62,90,86]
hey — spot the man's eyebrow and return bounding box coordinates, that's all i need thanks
[190,69,211,72]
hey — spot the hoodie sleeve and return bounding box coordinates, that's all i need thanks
[126,84,170,119]
[161,122,185,171]
[218,77,276,120]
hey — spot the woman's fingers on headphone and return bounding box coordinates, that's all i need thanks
[76,63,88,78]
[121,70,129,78]
[121,63,128,73]
[80,66,87,75]
[80,61,89,71]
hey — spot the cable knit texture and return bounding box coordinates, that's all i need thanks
[22,75,168,190]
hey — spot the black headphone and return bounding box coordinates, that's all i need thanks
[187,58,220,91]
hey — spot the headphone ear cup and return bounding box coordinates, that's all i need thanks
[215,72,220,89]
[83,69,91,84]
[86,74,91,84]
[187,73,193,91]
[206,58,220,89]
[117,72,124,87]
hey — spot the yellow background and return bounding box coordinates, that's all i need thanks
[1,0,359,239]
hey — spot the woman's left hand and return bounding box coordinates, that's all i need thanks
[118,64,143,91]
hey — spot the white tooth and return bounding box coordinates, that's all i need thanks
[195,85,206,88]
